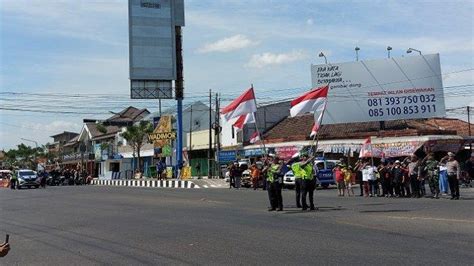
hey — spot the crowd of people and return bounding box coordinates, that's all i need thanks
[226,151,473,211]
[353,152,471,200]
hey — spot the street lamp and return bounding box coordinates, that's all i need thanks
[318,52,328,64]
[21,138,38,148]
[355,47,360,61]
[387,46,392,58]
[406,48,422,55]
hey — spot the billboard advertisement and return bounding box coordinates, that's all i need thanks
[311,53,445,124]
[128,0,185,99]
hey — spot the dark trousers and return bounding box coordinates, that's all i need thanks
[402,182,411,197]
[295,178,302,207]
[267,182,283,210]
[419,179,426,196]
[448,174,460,199]
[10,179,17,189]
[229,176,234,188]
[393,181,401,196]
[383,179,392,195]
[369,180,378,196]
[357,172,363,196]
[410,175,419,197]
[302,179,315,209]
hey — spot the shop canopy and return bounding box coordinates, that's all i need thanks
[243,135,464,159]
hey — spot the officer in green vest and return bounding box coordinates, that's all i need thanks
[300,153,316,210]
[264,155,283,211]
[10,167,18,190]
[291,153,313,208]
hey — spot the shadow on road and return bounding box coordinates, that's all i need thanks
[359,209,411,213]
[282,206,345,214]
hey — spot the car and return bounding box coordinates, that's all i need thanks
[283,170,295,188]
[16,169,40,189]
[314,159,338,188]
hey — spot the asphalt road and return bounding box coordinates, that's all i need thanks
[1,185,473,265]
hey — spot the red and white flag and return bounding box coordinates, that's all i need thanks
[249,131,260,144]
[233,113,255,131]
[221,88,257,121]
[290,85,329,117]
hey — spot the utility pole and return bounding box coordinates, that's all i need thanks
[215,93,221,178]
[189,105,193,152]
[175,26,184,177]
[468,106,472,153]
[208,89,212,178]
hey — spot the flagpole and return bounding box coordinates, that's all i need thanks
[370,138,374,167]
[250,84,267,157]
[311,99,328,157]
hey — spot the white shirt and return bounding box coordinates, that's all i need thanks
[362,166,376,181]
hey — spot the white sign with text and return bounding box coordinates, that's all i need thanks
[311,53,445,124]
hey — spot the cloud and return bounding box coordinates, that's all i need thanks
[306,18,314,25]
[198,35,256,53]
[246,50,308,68]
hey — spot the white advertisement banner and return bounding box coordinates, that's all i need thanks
[311,54,446,124]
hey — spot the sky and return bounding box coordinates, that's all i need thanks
[1,0,473,150]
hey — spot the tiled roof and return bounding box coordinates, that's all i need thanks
[105,106,150,123]
[50,131,79,138]
[63,135,79,147]
[85,123,120,139]
[263,115,470,143]
[424,118,472,136]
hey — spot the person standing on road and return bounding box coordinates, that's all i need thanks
[406,156,421,198]
[334,164,345,196]
[231,162,243,189]
[301,154,316,210]
[354,160,365,196]
[343,165,354,196]
[464,153,473,186]
[391,161,403,197]
[421,153,440,199]
[228,163,236,189]
[441,152,461,200]
[250,162,260,190]
[291,154,311,208]
[9,167,17,190]
[263,156,283,211]
[362,162,377,197]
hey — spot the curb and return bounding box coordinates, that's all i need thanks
[91,179,199,189]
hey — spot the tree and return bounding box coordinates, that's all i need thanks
[5,143,42,169]
[121,121,153,172]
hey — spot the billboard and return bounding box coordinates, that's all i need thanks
[311,53,445,124]
[128,0,185,99]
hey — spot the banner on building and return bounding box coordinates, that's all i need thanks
[359,141,424,158]
[311,53,445,124]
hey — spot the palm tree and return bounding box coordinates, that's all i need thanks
[121,121,153,172]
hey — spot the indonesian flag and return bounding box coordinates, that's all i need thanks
[290,85,329,117]
[233,113,255,131]
[249,131,260,144]
[221,88,257,121]
[359,136,373,158]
